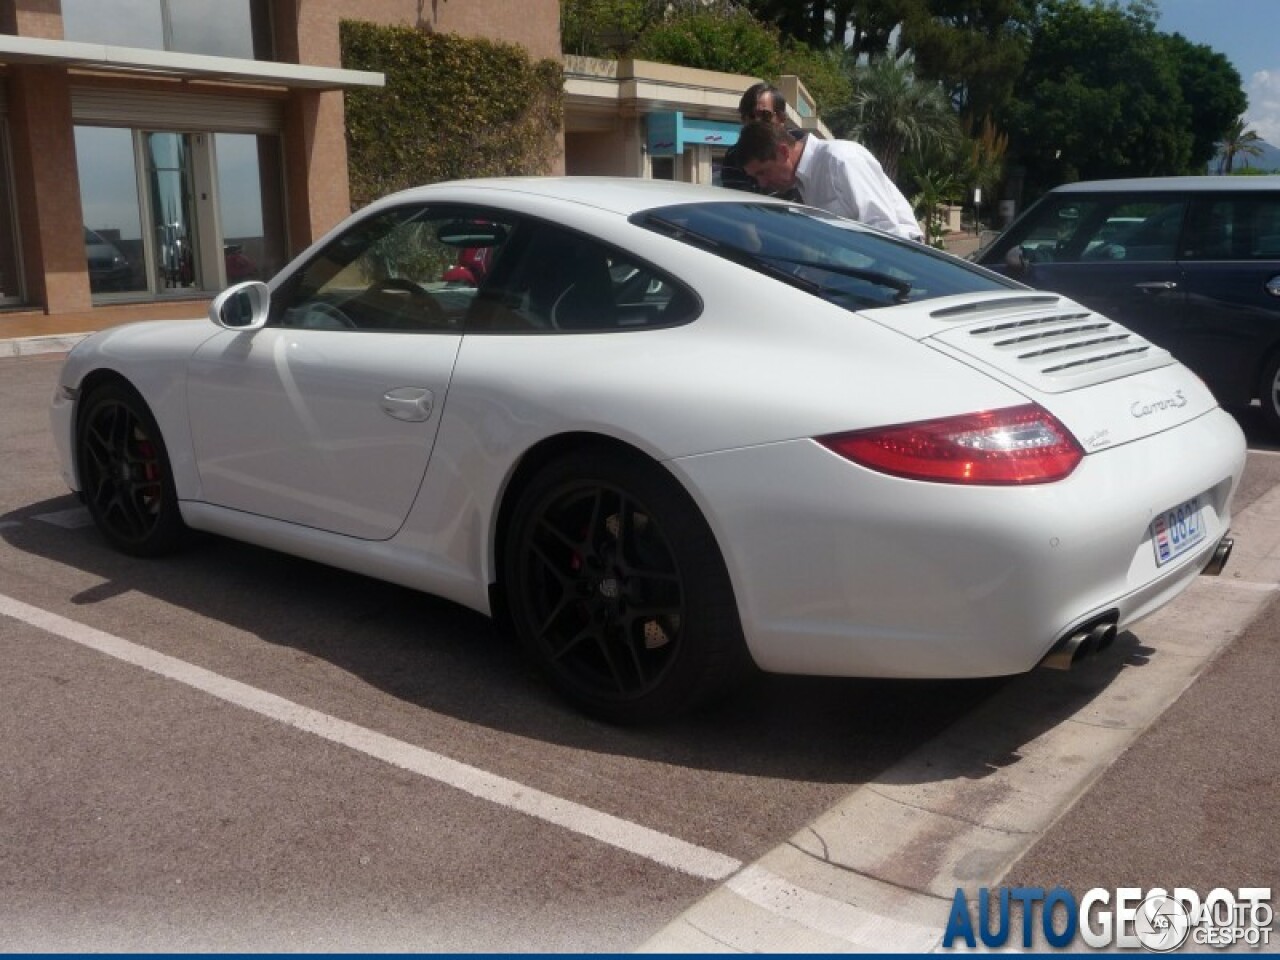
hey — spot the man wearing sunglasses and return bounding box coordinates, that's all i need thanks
[719,83,805,201]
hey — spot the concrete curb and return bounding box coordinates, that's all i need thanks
[640,484,1280,953]
[0,333,90,358]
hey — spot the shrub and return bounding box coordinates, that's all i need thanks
[340,21,563,207]
[631,6,782,77]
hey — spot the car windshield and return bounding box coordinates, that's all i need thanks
[633,202,1016,310]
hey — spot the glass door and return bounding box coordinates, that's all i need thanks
[144,131,202,293]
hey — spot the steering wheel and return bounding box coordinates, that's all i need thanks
[367,277,446,327]
[297,301,356,329]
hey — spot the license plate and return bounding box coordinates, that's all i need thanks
[1150,496,1205,567]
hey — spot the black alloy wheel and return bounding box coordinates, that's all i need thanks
[77,381,185,557]
[504,449,749,723]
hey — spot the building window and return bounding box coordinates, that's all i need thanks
[75,126,148,297]
[63,0,273,60]
[215,133,288,283]
[0,123,22,303]
[76,125,287,301]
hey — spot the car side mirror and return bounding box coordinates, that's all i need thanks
[1003,245,1029,275]
[210,281,270,331]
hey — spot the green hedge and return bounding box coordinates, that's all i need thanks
[340,21,563,207]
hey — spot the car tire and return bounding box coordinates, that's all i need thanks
[503,447,750,724]
[76,379,186,557]
[1261,352,1280,439]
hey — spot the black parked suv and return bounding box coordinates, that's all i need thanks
[976,176,1280,434]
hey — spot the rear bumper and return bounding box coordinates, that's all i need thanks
[670,406,1246,679]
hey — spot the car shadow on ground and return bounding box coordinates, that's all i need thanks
[2,494,1147,787]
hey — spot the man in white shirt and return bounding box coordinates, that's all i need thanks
[736,120,924,242]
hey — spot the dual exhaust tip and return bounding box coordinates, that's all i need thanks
[1041,619,1117,671]
[1042,535,1234,672]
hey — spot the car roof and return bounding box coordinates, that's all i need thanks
[375,176,773,217]
[1049,175,1280,194]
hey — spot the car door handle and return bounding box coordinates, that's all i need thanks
[1266,275,1280,299]
[1135,281,1178,293]
[380,387,434,422]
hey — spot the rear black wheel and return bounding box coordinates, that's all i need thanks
[76,380,186,556]
[503,448,749,723]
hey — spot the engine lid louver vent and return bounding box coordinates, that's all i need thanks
[931,304,1173,393]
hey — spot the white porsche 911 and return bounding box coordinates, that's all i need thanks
[51,177,1246,723]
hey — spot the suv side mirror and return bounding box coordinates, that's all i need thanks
[210,281,270,331]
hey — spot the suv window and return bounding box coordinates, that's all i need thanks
[998,196,1186,265]
[1184,195,1280,260]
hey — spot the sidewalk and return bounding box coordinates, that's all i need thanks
[940,230,984,259]
[0,297,211,357]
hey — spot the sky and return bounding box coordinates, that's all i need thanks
[1153,0,1280,144]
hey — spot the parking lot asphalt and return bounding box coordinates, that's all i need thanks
[2,322,1277,952]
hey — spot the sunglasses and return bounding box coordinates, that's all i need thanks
[748,109,778,122]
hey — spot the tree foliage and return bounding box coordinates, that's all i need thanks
[778,42,853,116]
[1160,32,1247,172]
[561,0,665,58]
[1000,0,1192,196]
[341,22,562,206]
[1216,116,1266,174]
[828,55,960,182]
[900,0,1034,123]
[630,4,782,77]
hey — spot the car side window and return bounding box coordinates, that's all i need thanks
[1001,197,1185,265]
[464,221,698,333]
[272,205,512,332]
[1071,200,1185,263]
[1184,195,1280,260]
[1003,199,1104,263]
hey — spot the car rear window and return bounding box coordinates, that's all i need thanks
[633,201,1016,310]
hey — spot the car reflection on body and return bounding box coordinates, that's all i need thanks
[51,177,1246,723]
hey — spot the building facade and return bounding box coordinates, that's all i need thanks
[0,0,560,332]
[0,1,831,337]
[563,56,829,185]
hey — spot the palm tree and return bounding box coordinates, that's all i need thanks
[1217,116,1265,174]
[827,54,958,183]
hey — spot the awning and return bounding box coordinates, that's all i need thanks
[0,34,383,91]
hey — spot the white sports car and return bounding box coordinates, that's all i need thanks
[51,177,1246,723]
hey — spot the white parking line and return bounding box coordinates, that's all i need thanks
[0,591,742,882]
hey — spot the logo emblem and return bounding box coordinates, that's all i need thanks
[1135,894,1191,952]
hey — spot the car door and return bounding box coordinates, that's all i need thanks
[981,193,1189,346]
[1175,192,1280,406]
[186,204,512,540]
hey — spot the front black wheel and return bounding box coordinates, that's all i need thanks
[503,448,749,724]
[76,380,186,557]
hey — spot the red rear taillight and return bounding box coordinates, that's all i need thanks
[819,404,1084,485]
